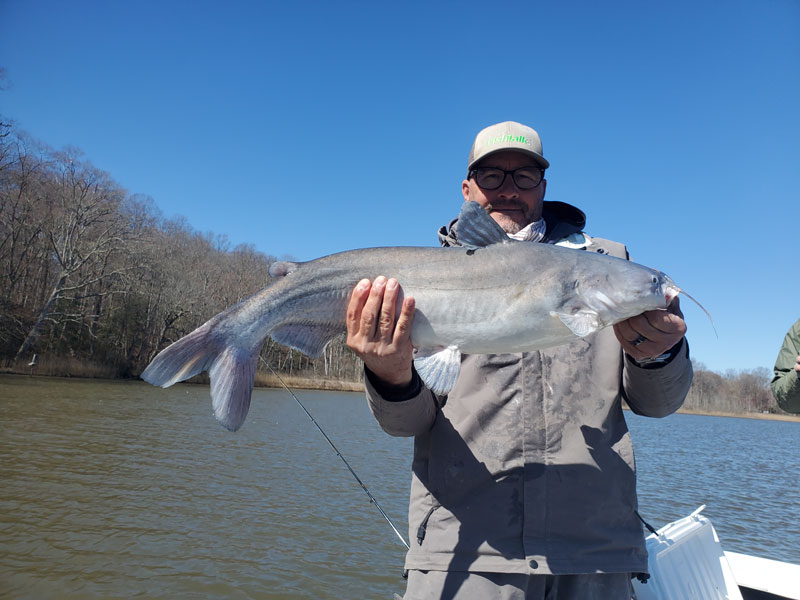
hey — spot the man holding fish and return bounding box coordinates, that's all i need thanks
[346,122,693,599]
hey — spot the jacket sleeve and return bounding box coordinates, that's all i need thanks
[622,339,693,418]
[770,321,800,414]
[364,368,439,437]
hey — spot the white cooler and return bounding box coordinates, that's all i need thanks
[632,505,743,600]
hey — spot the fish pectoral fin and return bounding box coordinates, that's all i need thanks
[552,309,602,338]
[413,345,462,396]
[270,322,342,358]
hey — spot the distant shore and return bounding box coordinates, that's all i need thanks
[673,407,800,423]
[253,373,365,393]
[0,366,365,393]
[2,369,798,422]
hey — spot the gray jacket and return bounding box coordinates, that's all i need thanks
[365,201,693,575]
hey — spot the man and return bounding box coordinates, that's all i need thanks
[346,121,692,599]
[770,318,800,413]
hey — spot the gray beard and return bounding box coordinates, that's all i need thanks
[484,202,536,234]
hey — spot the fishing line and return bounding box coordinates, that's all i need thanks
[259,357,410,550]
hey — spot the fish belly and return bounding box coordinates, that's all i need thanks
[406,284,577,354]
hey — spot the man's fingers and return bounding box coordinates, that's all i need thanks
[643,309,687,336]
[346,279,371,336]
[614,319,636,342]
[614,317,661,346]
[377,278,400,342]
[360,276,387,337]
[614,310,687,361]
[393,296,415,345]
[628,313,666,342]
[613,323,633,348]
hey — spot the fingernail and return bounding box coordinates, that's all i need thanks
[375,276,386,286]
[387,278,397,290]
[357,279,369,291]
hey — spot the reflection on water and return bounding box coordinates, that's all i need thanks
[1,376,798,599]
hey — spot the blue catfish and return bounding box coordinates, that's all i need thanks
[142,202,687,431]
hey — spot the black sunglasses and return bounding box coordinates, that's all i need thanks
[468,167,545,190]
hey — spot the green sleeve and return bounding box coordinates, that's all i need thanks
[770,320,800,414]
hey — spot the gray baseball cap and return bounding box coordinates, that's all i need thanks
[467,121,550,170]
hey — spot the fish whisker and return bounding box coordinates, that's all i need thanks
[675,286,717,338]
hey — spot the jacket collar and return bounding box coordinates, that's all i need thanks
[437,200,586,248]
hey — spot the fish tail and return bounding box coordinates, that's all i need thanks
[142,271,344,431]
[141,324,216,387]
[141,320,261,431]
[208,345,259,431]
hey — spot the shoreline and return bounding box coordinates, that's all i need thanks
[0,369,366,394]
[673,407,800,423]
[2,370,798,422]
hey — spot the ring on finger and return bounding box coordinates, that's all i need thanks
[631,334,647,347]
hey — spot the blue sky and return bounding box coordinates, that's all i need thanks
[1,0,798,374]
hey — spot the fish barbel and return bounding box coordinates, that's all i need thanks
[142,202,686,431]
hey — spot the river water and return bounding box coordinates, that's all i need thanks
[1,376,798,599]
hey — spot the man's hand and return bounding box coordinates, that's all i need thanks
[345,276,416,386]
[614,297,687,361]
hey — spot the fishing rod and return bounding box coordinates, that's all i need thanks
[259,357,410,550]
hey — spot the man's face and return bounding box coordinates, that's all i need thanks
[461,150,547,234]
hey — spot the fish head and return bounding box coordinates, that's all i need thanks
[573,262,679,327]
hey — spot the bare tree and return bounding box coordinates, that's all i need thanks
[13,149,134,360]
[0,134,45,303]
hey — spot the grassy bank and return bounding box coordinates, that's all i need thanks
[253,372,363,393]
[0,357,364,393]
[1,356,127,380]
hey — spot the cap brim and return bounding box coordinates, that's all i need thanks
[468,148,550,170]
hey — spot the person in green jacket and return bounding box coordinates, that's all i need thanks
[770,318,800,413]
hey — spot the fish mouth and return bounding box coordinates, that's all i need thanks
[659,274,680,306]
[665,284,680,305]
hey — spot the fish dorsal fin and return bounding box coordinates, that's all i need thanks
[457,201,514,250]
[551,309,601,338]
[413,345,462,396]
[269,260,300,278]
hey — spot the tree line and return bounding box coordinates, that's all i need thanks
[0,120,787,414]
[683,362,776,415]
[0,120,363,384]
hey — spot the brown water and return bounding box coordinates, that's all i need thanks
[0,376,411,599]
[1,375,798,599]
